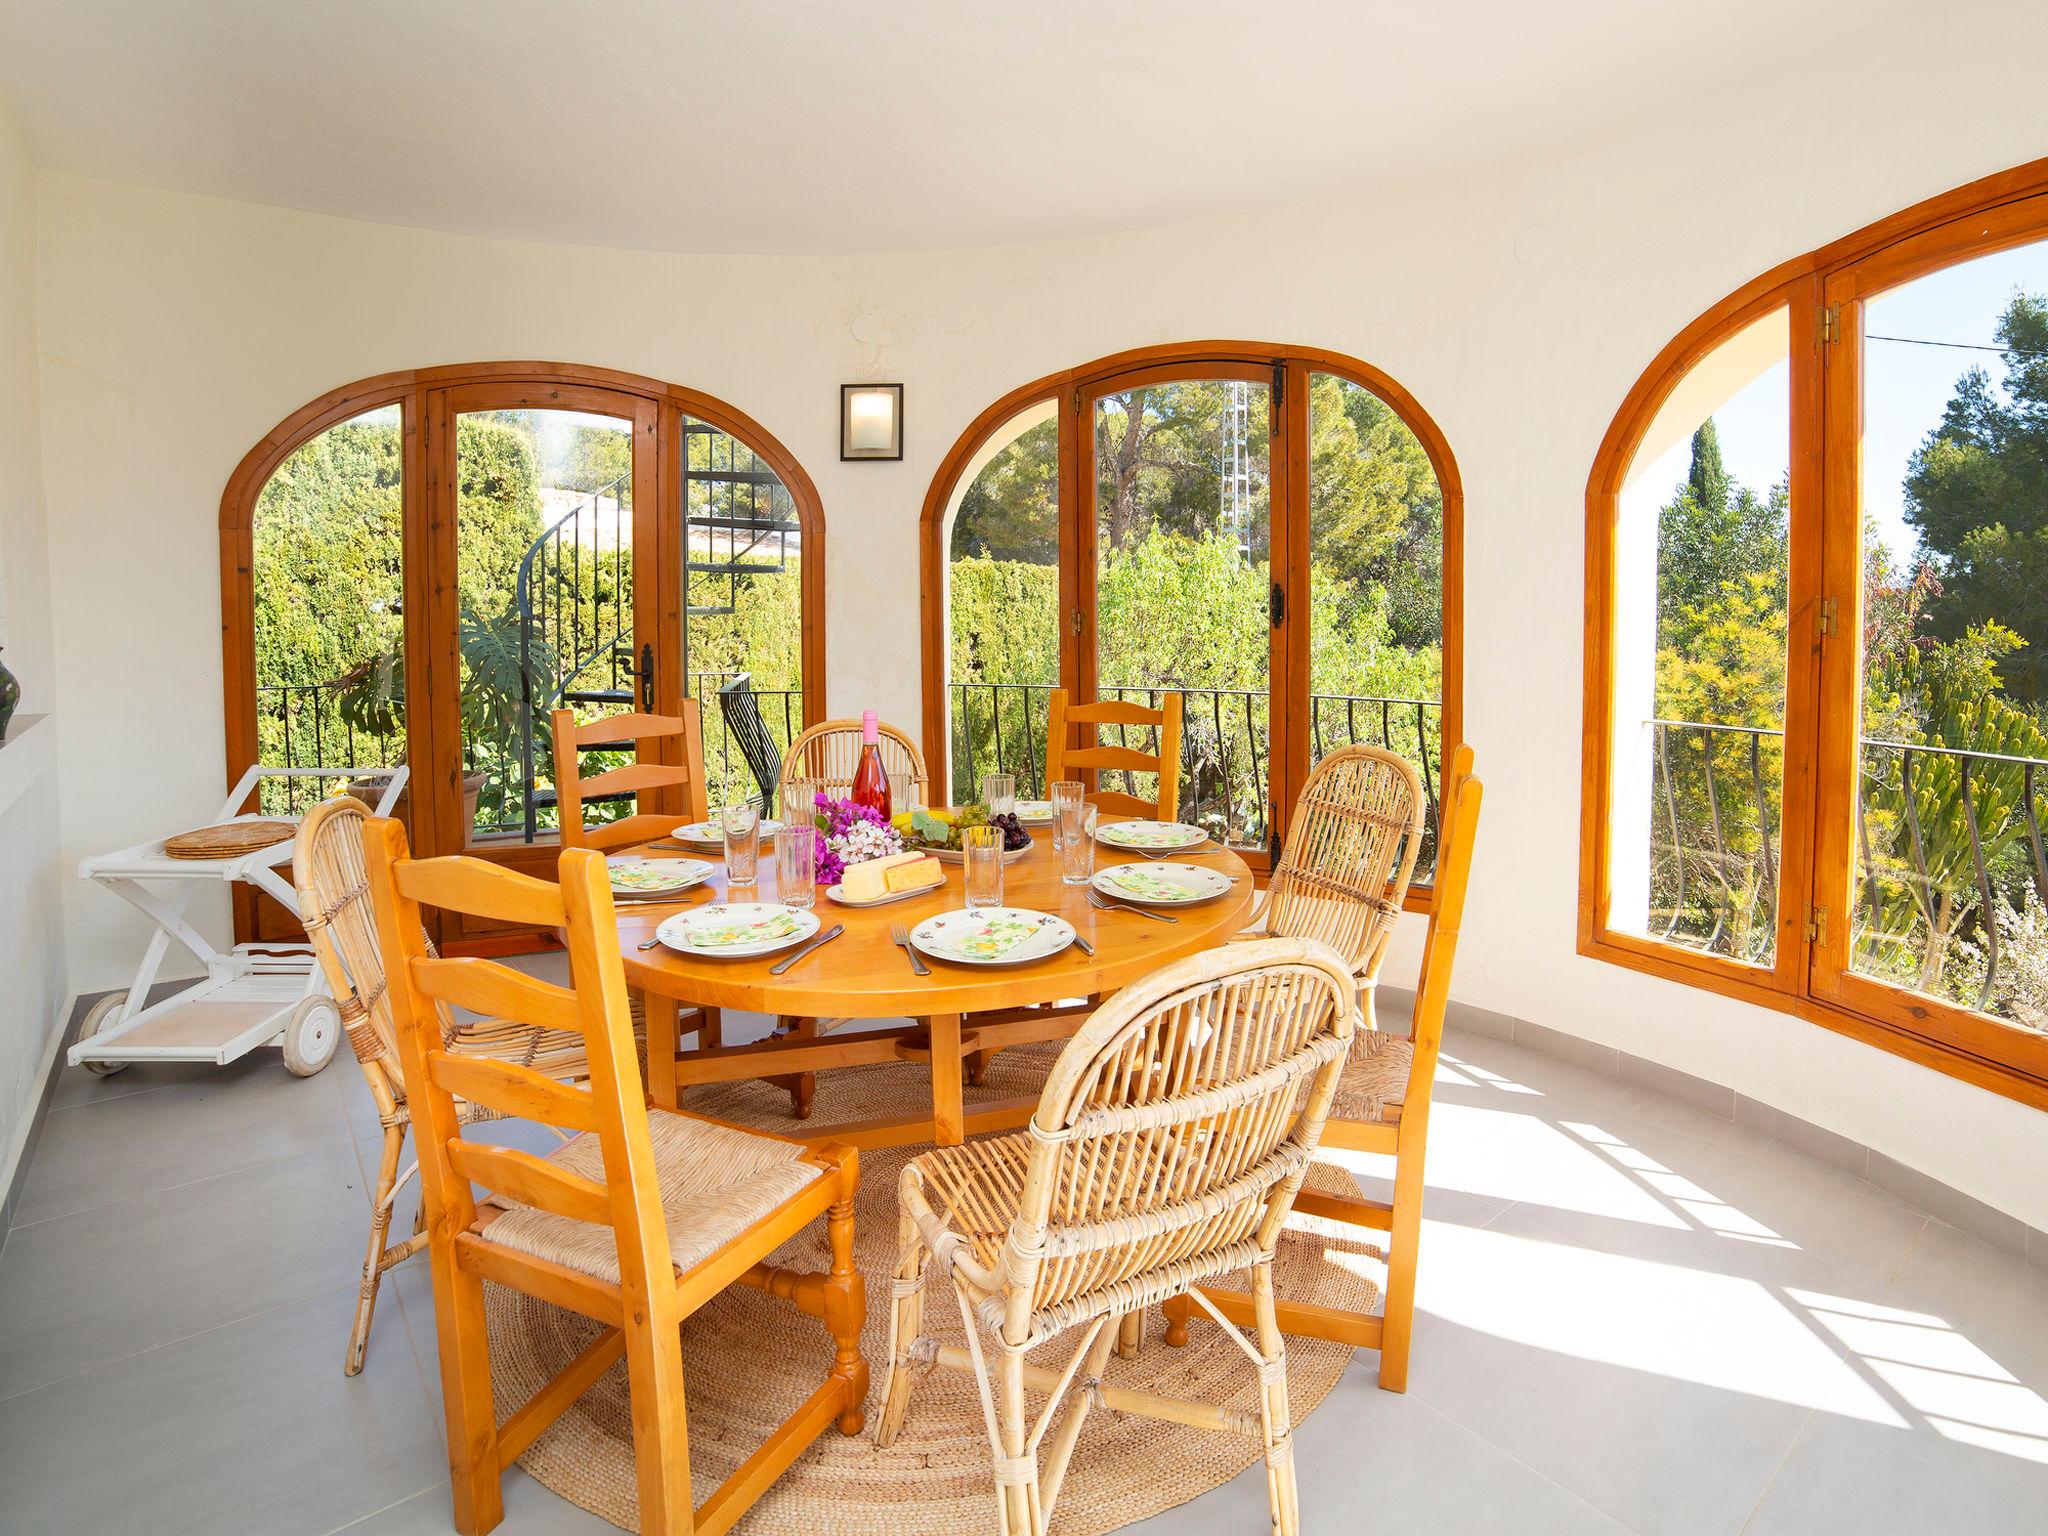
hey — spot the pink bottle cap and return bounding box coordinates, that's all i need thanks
[862,710,878,743]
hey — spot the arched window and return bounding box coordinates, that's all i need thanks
[222,364,823,941]
[922,343,1461,899]
[1582,159,2048,1105]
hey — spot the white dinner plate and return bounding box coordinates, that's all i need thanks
[1091,861,1233,906]
[606,856,717,900]
[670,818,785,848]
[654,902,819,960]
[909,907,1077,967]
[1092,819,1209,851]
[1014,800,1054,825]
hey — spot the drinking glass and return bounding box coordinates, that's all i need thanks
[721,800,760,883]
[775,825,816,910]
[962,825,1005,910]
[982,772,1016,818]
[781,777,816,827]
[1052,781,1092,886]
[888,772,917,818]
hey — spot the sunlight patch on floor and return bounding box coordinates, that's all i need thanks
[1795,1289,2048,1464]
[1421,1221,1903,1420]
[1565,1121,1796,1249]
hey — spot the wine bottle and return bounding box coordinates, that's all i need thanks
[850,710,891,819]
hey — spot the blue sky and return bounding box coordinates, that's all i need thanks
[1637,236,2048,563]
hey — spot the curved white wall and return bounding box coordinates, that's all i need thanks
[30,0,2048,1224]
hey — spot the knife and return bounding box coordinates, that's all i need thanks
[770,923,845,975]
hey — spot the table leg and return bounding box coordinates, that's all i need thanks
[644,992,680,1110]
[929,1013,965,1146]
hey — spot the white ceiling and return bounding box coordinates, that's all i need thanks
[0,0,1901,255]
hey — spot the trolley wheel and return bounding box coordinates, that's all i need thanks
[77,991,133,1077]
[282,996,341,1077]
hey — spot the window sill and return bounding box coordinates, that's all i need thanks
[1578,930,2048,1114]
[0,713,55,823]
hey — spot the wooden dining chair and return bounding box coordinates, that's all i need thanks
[298,794,665,1377]
[1043,687,1183,821]
[365,820,867,1536]
[873,937,1357,1536]
[551,703,710,853]
[1165,744,1482,1395]
[779,715,931,805]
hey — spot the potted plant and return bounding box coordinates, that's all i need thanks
[333,603,557,844]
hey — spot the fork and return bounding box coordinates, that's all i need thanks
[1088,889,1179,924]
[890,921,930,976]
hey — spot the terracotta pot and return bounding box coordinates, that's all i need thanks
[347,770,491,846]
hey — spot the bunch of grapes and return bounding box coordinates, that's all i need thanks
[989,811,1029,851]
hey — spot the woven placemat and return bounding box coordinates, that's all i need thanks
[163,819,297,860]
[481,1044,1383,1534]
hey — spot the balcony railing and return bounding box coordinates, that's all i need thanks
[948,681,1443,879]
[1645,718,2048,1017]
[257,671,803,829]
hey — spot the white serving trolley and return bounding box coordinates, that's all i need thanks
[70,766,408,1079]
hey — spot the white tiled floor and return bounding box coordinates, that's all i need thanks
[5,995,2046,1535]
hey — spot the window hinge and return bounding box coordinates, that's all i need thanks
[1071,386,1083,413]
[1817,595,1839,636]
[1803,904,1828,945]
[1070,606,1084,637]
[1269,581,1286,626]
[1819,303,1841,345]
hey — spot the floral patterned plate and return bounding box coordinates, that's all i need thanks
[909,907,1076,967]
[606,856,717,900]
[1092,819,1209,851]
[654,902,819,959]
[669,818,785,851]
[1091,861,1232,906]
[1014,800,1054,825]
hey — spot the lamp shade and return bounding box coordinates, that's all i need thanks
[840,383,903,461]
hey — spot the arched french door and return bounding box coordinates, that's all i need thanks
[222,362,822,944]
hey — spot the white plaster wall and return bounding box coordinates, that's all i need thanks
[30,0,2048,1224]
[0,93,67,1186]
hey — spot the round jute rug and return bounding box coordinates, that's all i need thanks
[483,1043,1382,1534]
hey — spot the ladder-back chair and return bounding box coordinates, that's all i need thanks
[364,823,866,1536]
[779,715,930,806]
[716,673,784,814]
[298,795,662,1376]
[551,703,710,852]
[1043,688,1184,822]
[1168,744,1482,1395]
[874,937,1357,1536]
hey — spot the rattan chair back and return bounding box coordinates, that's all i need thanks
[1266,744,1426,978]
[781,716,930,805]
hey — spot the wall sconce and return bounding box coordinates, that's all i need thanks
[840,383,904,461]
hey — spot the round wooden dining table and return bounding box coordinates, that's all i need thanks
[616,828,1255,1149]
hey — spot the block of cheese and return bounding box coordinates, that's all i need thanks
[840,851,926,902]
[883,854,944,895]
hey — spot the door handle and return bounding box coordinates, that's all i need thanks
[640,644,655,711]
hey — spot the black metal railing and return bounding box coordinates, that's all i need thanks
[948,681,1444,878]
[1644,718,2048,1013]
[254,682,403,815]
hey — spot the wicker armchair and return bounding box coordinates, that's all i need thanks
[296,795,696,1376]
[874,937,1357,1536]
[779,715,930,805]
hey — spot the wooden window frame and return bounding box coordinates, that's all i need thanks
[221,360,824,945]
[919,340,1464,909]
[1580,158,2048,1110]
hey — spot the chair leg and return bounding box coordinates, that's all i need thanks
[1162,1292,1193,1348]
[347,1123,406,1375]
[1039,1318,1119,1519]
[619,1297,694,1536]
[1116,1307,1144,1360]
[995,1346,1043,1536]
[696,1005,723,1051]
[1378,1122,1427,1393]
[1251,1263,1301,1536]
[427,1244,505,1535]
[873,1206,926,1448]
[824,1161,869,1435]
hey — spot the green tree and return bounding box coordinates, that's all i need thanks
[952,418,1058,563]
[1904,292,2048,701]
